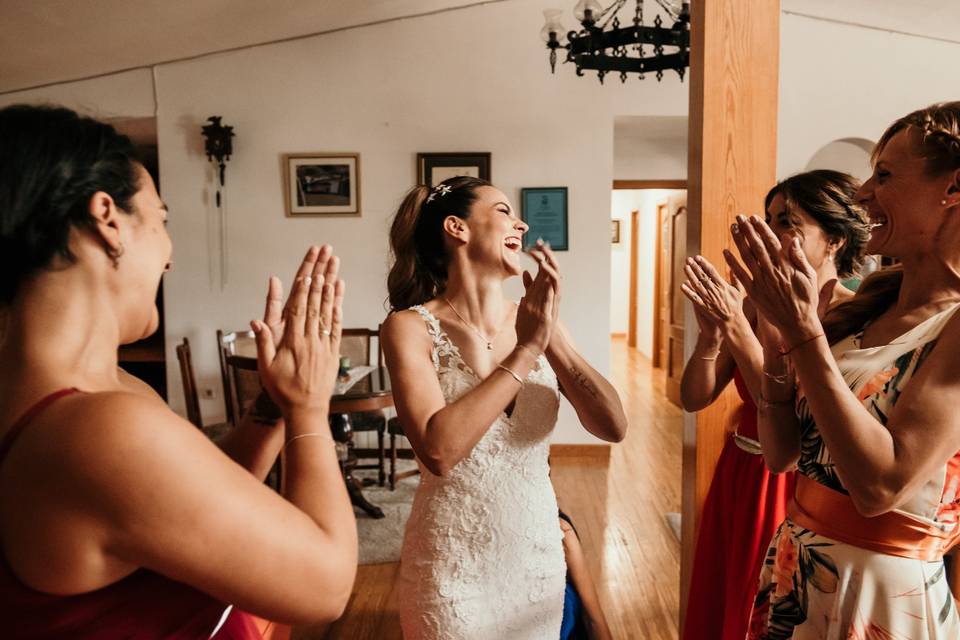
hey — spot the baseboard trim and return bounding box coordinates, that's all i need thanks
[549,444,612,460]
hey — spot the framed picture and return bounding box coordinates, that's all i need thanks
[611,219,622,243]
[417,152,491,188]
[521,187,568,251]
[284,153,360,216]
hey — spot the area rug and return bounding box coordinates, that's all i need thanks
[354,460,419,565]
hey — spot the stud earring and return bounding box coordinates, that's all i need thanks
[942,199,948,206]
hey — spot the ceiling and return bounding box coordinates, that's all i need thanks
[2,0,958,95]
[0,0,494,93]
[781,0,960,43]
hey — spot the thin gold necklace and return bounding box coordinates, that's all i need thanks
[443,297,500,351]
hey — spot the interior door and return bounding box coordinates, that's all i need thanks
[655,204,670,369]
[628,210,639,349]
[665,194,687,406]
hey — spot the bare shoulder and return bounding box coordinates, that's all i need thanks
[22,390,211,487]
[381,309,431,351]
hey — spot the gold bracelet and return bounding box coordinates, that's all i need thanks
[497,364,524,385]
[762,369,789,384]
[283,432,336,451]
[699,352,720,361]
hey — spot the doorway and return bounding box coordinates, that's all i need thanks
[610,181,686,406]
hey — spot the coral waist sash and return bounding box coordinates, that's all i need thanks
[788,474,960,561]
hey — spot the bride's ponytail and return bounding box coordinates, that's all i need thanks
[388,185,432,311]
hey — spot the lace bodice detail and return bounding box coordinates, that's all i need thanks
[397,305,566,640]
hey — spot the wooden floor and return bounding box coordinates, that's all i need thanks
[297,338,683,639]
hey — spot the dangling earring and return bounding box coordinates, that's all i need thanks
[107,243,125,269]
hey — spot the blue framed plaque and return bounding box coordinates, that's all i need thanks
[521,187,568,251]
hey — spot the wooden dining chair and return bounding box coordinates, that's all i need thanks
[222,352,282,490]
[176,337,231,441]
[341,328,388,486]
[175,338,203,429]
[217,328,256,425]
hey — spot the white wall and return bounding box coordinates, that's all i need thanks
[804,138,874,182]
[0,0,689,444]
[778,13,960,176]
[613,115,687,180]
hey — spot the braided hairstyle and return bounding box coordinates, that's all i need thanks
[387,176,492,310]
[0,104,141,305]
[873,100,960,175]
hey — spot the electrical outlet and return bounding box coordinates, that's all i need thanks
[202,388,215,399]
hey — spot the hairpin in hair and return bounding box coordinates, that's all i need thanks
[426,183,453,203]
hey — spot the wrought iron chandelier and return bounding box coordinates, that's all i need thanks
[541,0,690,84]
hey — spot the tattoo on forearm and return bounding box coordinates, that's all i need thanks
[570,366,599,399]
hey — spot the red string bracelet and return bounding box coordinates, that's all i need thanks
[778,333,825,356]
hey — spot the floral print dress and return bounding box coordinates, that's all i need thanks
[750,304,960,640]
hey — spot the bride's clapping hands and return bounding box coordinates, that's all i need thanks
[516,241,560,355]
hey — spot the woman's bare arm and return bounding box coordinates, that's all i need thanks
[560,518,612,640]
[380,310,540,477]
[547,321,626,442]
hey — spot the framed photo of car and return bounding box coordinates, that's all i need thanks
[417,152,491,188]
[521,187,568,251]
[284,153,360,216]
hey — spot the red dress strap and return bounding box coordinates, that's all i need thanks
[0,388,81,468]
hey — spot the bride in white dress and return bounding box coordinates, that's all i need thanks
[381,177,628,640]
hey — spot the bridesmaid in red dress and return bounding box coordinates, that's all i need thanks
[678,170,870,640]
[0,105,357,638]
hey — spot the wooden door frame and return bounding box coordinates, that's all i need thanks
[681,0,780,632]
[627,210,639,348]
[613,179,687,190]
[652,203,669,369]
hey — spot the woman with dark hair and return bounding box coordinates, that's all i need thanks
[728,102,960,638]
[0,104,357,638]
[680,170,869,640]
[380,176,627,639]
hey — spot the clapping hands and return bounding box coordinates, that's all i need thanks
[251,245,344,417]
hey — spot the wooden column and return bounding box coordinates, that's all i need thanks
[680,0,781,631]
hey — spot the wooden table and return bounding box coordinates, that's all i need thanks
[225,352,392,519]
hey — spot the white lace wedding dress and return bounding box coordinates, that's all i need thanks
[397,305,567,640]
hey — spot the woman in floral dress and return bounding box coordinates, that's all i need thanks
[679,170,869,640]
[727,102,960,639]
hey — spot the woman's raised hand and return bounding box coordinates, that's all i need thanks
[516,240,561,355]
[680,255,745,340]
[723,215,823,347]
[251,245,345,417]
